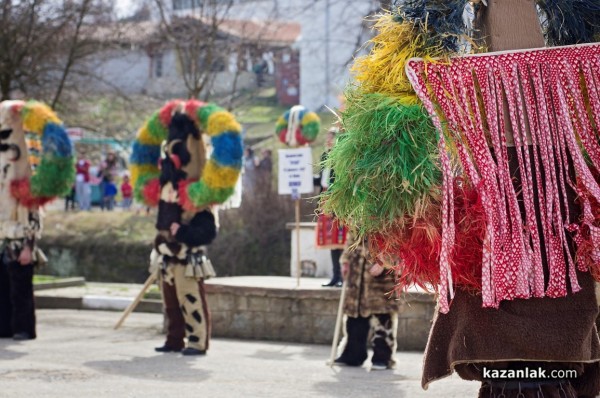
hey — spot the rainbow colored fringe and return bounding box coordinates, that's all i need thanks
[130,99,243,209]
[275,107,321,146]
[9,100,74,207]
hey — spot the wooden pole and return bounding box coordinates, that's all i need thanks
[327,280,347,366]
[114,272,157,330]
[295,197,301,287]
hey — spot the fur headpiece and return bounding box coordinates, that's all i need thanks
[129,99,243,210]
[275,105,321,147]
[0,100,75,208]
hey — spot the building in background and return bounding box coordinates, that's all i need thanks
[172,0,381,110]
[87,17,300,100]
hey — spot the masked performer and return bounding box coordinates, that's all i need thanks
[322,1,600,396]
[333,233,398,370]
[130,100,242,355]
[0,100,74,340]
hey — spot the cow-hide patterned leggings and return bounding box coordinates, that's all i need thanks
[160,264,210,351]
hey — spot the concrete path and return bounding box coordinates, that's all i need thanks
[0,309,479,397]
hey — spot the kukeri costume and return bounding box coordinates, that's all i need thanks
[321,1,600,396]
[130,100,242,355]
[0,100,74,340]
[334,234,398,370]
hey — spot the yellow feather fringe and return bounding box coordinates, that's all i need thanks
[130,164,158,188]
[202,160,240,189]
[352,14,446,104]
[22,102,62,134]
[207,111,242,136]
[137,124,163,146]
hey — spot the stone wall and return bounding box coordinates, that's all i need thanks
[205,283,435,350]
[36,279,437,350]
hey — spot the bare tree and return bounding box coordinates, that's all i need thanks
[154,0,235,99]
[0,0,115,105]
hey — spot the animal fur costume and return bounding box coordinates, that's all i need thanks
[130,100,242,353]
[321,0,600,396]
[0,100,74,339]
[335,234,399,369]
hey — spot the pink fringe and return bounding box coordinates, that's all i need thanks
[407,44,600,312]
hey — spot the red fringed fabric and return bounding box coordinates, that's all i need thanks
[142,178,161,207]
[315,213,347,249]
[377,180,485,295]
[10,179,53,208]
[407,43,600,312]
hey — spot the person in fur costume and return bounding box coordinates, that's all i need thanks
[0,100,74,340]
[321,0,600,395]
[333,233,399,370]
[130,100,242,356]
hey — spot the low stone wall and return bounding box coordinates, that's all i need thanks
[205,283,435,350]
[36,279,436,350]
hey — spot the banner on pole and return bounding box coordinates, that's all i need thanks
[278,147,314,196]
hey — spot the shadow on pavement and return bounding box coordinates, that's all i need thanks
[311,366,408,397]
[0,342,27,361]
[84,355,212,382]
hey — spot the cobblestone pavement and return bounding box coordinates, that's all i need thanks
[0,309,479,398]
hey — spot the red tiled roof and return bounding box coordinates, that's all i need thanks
[217,19,301,46]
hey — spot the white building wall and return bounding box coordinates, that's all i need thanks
[228,0,377,111]
[90,48,150,93]
[91,47,256,98]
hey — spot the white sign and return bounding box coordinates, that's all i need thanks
[278,147,313,196]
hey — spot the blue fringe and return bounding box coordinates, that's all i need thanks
[211,132,243,169]
[42,123,72,158]
[130,142,161,166]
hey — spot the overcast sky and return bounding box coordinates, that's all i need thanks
[115,0,137,18]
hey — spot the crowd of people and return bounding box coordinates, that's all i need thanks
[66,151,133,212]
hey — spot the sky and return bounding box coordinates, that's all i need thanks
[114,0,137,18]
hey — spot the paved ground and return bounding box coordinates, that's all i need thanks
[0,309,479,398]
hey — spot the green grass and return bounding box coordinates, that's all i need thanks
[143,285,161,299]
[33,275,63,283]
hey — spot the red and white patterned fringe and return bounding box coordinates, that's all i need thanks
[406,44,600,313]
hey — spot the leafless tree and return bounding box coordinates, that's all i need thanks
[154,0,235,99]
[0,0,115,106]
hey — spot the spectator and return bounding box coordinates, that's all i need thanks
[255,149,273,195]
[64,185,76,211]
[98,151,119,210]
[242,147,258,195]
[120,174,133,210]
[316,127,346,287]
[75,155,91,210]
[103,177,117,211]
[333,234,399,370]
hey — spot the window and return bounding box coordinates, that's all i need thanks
[153,53,163,78]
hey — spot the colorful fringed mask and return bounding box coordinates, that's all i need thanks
[0,100,75,209]
[275,105,321,147]
[129,100,243,210]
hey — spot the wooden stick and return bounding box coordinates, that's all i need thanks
[114,272,157,330]
[295,198,301,288]
[327,280,347,366]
